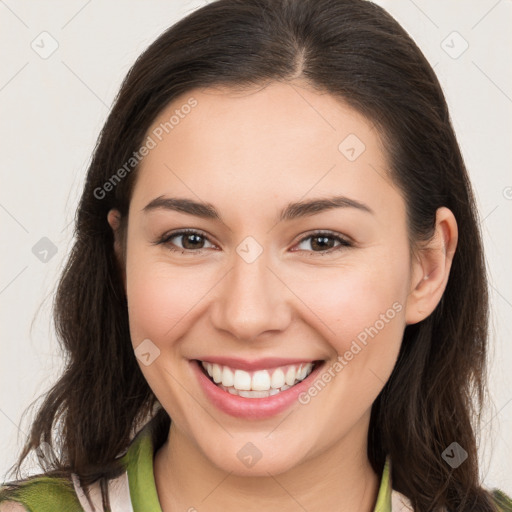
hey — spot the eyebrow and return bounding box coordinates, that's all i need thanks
[142,194,374,222]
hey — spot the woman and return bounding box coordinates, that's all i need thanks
[1,0,510,510]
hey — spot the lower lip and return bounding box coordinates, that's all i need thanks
[191,359,325,420]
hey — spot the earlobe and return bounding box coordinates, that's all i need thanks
[107,209,126,290]
[107,209,121,232]
[405,207,458,325]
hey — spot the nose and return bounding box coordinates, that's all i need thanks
[209,249,292,342]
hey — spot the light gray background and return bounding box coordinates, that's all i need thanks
[1,0,511,494]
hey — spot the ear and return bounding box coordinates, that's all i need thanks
[405,207,458,325]
[107,209,126,291]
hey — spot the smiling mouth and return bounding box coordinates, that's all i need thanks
[197,360,322,398]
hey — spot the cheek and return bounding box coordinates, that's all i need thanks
[125,261,207,345]
[124,257,208,421]
[289,259,408,353]
[291,263,407,432]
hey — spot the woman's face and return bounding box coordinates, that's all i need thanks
[114,80,424,475]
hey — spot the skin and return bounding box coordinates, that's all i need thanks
[107,79,457,511]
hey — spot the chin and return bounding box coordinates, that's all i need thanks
[201,436,310,477]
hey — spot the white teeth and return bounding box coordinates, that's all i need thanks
[285,366,296,386]
[221,366,234,387]
[212,364,222,383]
[233,369,252,391]
[270,368,285,389]
[218,384,290,399]
[239,390,269,398]
[200,361,315,396]
[252,370,271,391]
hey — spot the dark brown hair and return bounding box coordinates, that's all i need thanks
[1,0,499,510]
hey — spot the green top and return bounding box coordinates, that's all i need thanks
[1,419,511,511]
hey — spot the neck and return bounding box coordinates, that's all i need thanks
[154,415,380,512]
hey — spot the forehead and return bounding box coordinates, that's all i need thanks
[131,80,400,218]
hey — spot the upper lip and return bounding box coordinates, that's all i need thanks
[194,356,320,371]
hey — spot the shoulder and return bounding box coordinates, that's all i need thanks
[391,489,414,511]
[0,415,163,512]
[0,502,26,512]
[390,487,512,511]
[0,474,84,512]
[492,488,512,512]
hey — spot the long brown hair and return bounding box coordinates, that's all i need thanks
[2,0,498,510]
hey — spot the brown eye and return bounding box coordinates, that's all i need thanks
[158,229,215,253]
[178,232,206,250]
[294,231,352,254]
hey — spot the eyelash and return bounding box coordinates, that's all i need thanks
[154,228,353,256]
